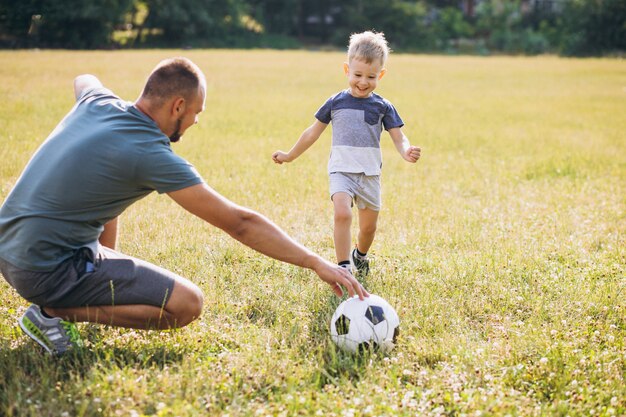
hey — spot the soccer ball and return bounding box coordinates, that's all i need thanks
[330,294,400,353]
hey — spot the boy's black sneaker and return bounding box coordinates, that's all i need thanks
[338,260,354,275]
[351,248,370,277]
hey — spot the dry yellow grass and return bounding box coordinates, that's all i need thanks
[0,50,624,416]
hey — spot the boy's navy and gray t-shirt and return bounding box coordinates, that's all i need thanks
[315,89,404,176]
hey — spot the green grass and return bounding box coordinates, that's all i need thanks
[0,50,624,416]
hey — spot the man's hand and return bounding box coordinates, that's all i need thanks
[403,145,421,163]
[312,257,369,300]
[272,151,291,164]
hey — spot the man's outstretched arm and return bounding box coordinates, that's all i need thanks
[168,183,368,299]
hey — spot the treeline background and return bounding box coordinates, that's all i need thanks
[0,0,624,56]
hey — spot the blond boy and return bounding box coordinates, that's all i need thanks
[272,31,421,276]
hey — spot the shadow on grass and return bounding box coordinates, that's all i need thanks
[0,324,187,383]
[0,339,186,376]
[0,337,188,416]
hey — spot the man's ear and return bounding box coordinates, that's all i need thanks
[378,68,387,80]
[343,62,349,75]
[171,97,186,117]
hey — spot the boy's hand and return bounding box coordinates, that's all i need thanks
[272,151,290,164]
[403,145,421,163]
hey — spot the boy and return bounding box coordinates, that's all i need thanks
[272,31,421,277]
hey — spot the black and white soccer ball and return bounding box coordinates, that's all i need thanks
[330,294,400,353]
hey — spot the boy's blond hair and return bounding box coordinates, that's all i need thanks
[347,31,390,65]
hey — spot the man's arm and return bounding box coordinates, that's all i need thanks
[73,74,103,100]
[168,183,367,299]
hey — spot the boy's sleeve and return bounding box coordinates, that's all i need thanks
[382,100,404,131]
[314,96,334,124]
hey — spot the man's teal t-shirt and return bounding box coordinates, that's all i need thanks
[0,87,203,271]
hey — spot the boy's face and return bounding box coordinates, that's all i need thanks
[344,58,386,98]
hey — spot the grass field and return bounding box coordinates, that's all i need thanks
[0,50,624,417]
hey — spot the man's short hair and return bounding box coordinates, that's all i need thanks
[348,31,390,65]
[141,57,205,105]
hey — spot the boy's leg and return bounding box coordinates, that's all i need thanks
[356,207,379,255]
[351,208,379,276]
[332,192,353,265]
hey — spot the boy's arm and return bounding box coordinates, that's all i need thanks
[272,120,328,164]
[388,127,421,163]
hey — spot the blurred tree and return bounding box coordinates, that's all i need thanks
[432,6,474,49]
[0,0,624,55]
[0,0,133,48]
[141,0,250,46]
[0,0,37,46]
[247,0,301,36]
[428,0,463,8]
[475,0,549,54]
[558,0,626,56]
[335,0,432,50]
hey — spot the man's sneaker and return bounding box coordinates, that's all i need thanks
[18,305,83,355]
[351,248,370,277]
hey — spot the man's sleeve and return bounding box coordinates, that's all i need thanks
[135,147,204,194]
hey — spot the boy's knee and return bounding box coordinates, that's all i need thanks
[334,209,352,224]
[360,223,377,236]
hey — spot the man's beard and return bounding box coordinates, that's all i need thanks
[169,118,182,142]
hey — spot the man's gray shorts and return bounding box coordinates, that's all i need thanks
[329,172,381,211]
[0,245,177,308]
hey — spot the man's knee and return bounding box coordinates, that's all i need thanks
[182,286,204,324]
[168,281,204,327]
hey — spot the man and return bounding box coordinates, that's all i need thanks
[0,57,367,355]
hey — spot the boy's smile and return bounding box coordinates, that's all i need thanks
[344,58,386,98]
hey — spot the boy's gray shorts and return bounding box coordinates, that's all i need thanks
[329,172,381,211]
[0,245,177,308]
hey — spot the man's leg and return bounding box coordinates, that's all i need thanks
[18,279,202,355]
[7,247,204,354]
[45,276,203,330]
